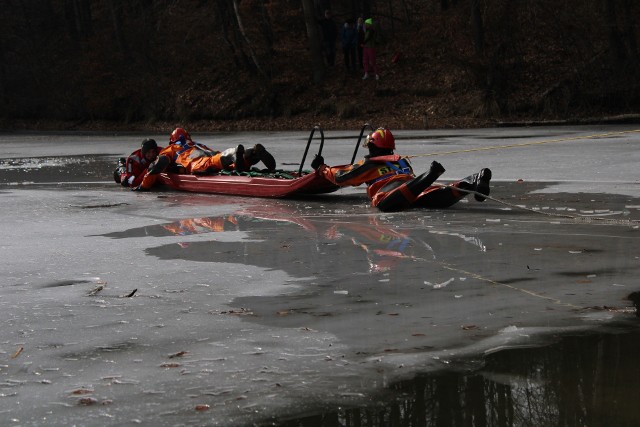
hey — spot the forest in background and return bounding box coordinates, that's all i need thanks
[1,0,639,131]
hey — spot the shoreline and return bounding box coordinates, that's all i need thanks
[1,114,639,134]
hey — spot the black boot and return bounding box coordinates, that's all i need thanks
[473,168,492,202]
[406,161,446,196]
[234,145,245,172]
[376,161,445,212]
[245,144,276,171]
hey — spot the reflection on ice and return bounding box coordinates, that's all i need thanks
[107,208,490,277]
[286,327,640,427]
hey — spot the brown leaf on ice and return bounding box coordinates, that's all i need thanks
[160,363,181,368]
[223,307,253,316]
[87,285,105,296]
[70,388,94,395]
[462,325,478,330]
[195,404,210,411]
[78,397,98,406]
[168,351,189,359]
[11,346,24,359]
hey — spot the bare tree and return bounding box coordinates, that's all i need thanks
[64,0,93,42]
[216,0,252,70]
[471,0,484,56]
[232,0,268,80]
[604,0,638,65]
[301,0,326,84]
[109,1,128,55]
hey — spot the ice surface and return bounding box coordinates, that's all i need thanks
[0,126,639,425]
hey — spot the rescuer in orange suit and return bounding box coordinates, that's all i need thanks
[310,127,492,212]
[114,138,163,187]
[136,127,276,191]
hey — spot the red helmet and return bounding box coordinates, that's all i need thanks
[366,127,395,150]
[170,127,192,144]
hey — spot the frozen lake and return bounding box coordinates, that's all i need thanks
[1,126,639,425]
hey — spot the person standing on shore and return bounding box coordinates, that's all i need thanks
[362,18,380,80]
[341,18,358,73]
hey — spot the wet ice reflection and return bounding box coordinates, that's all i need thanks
[103,205,490,278]
[94,199,640,366]
[273,326,640,427]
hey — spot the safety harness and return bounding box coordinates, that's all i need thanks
[366,158,412,185]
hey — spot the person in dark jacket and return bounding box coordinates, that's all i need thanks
[356,16,365,69]
[320,10,337,66]
[341,18,358,72]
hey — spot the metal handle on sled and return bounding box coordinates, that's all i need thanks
[298,125,325,176]
[350,123,375,165]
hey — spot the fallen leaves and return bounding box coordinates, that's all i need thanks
[87,285,105,296]
[11,346,23,359]
[159,363,181,368]
[70,388,94,395]
[78,397,98,406]
[168,351,189,359]
[219,307,253,316]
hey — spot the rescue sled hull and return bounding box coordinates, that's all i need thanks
[156,171,339,198]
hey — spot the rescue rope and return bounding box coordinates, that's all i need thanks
[438,184,640,226]
[399,128,640,225]
[438,262,584,309]
[405,129,640,159]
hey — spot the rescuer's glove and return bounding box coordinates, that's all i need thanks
[311,155,324,170]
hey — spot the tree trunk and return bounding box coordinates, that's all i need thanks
[604,0,625,64]
[471,0,484,56]
[301,0,325,84]
[232,0,268,80]
[217,0,249,69]
[622,0,638,59]
[109,1,128,55]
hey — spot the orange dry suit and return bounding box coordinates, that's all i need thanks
[139,140,231,190]
[316,155,475,212]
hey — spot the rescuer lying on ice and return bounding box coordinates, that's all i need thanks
[310,127,492,212]
[135,127,276,191]
[114,138,163,187]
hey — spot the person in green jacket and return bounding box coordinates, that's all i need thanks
[362,18,379,80]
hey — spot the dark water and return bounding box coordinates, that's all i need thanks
[269,325,640,427]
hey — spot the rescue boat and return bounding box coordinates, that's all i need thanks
[156,168,339,198]
[154,125,372,198]
[125,124,376,198]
